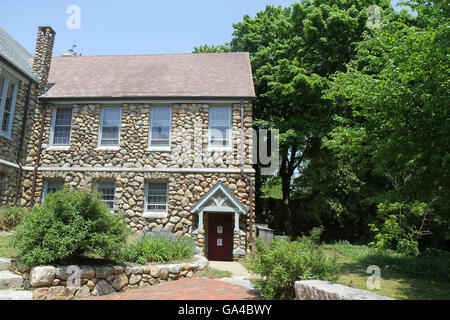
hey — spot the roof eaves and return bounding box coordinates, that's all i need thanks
[0,55,38,83]
[39,95,257,101]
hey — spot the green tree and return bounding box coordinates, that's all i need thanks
[193,44,231,53]
[228,0,393,235]
[324,0,449,251]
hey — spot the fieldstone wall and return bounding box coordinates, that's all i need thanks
[0,25,54,207]
[0,68,39,206]
[18,102,255,256]
[20,170,254,256]
[294,280,394,300]
[23,103,253,170]
[13,254,208,300]
[32,26,56,91]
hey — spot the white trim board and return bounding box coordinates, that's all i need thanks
[30,166,255,174]
[0,158,20,169]
[190,181,248,214]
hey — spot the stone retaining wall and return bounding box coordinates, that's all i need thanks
[12,254,208,300]
[294,280,394,300]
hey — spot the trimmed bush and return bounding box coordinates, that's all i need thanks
[12,188,129,266]
[247,227,339,300]
[119,231,196,264]
[0,206,27,231]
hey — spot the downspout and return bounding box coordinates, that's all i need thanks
[14,81,33,205]
[30,101,47,207]
[240,99,255,252]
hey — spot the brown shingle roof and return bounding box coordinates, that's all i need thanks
[41,52,255,99]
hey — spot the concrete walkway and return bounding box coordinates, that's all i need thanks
[208,261,251,278]
[208,261,258,291]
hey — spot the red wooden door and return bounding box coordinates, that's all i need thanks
[208,213,233,261]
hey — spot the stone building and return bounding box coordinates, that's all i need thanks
[0,26,55,207]
[0,26,256,261]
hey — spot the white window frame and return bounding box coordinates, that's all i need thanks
[97,106,122,149]
[148,106,172,151]
[208,106,232,151]
[95,181,116,212]
[144,182,169,218]
[0,75,19,139]
[49,107,73,147]
[42,179,64,201]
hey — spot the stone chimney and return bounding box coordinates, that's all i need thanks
[32,26,56,91]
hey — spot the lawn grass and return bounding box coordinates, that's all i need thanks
[238,256,251,270]
[192,267,232,279]
[323,242,450,300]
[0,235,17,259]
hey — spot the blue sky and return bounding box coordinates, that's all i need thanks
[1,0,404,56]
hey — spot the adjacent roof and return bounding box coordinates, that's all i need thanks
[41,52,256,100]
[0,27,35,80]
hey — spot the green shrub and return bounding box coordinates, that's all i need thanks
[0,206,27,231]
[119,231,196,264]
[12,188,129,266]
[247,227,339,300]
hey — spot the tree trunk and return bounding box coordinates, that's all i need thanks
[280,149,297,237]
[281,170,293,236]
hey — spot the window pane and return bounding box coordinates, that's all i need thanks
[101,139,119,146]
[53,126,71,145]
[152,107,171,120]
[1,82,16,133]
[209,107,231,147]
[97,183,115,209]
[0,78,5,103]
[210,127,228,140]
[100,108,121,146]
[52,108,72,145]
[4,83,14,112]
[151,126,170,140]
[1,114,9,133]
[102,126,120,139]
[147,183,168,211]
[210,107,230,127]
[46,180,64,194]
[150,107,171,146]
[55,108,72,126]
[102,108,121,126]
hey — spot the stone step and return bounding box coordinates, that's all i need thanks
[0,270,23,290]
[0,290,33,300]
[0,258,13,271]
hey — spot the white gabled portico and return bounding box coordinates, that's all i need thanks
[191,181,247,233]
[190,181,248,260]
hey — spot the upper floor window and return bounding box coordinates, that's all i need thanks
[145,182,168,212]
[96,181,116,210]
[209,107,232,148]
[149,107,171,147]
[51,108,73,145]
[99,107,122,146]
[0,76,19,138]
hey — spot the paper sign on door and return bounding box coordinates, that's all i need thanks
[217,239,223,246]
[217,226,223,234]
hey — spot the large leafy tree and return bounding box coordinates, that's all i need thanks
[194,0,392,235]
[324,0,449,251]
